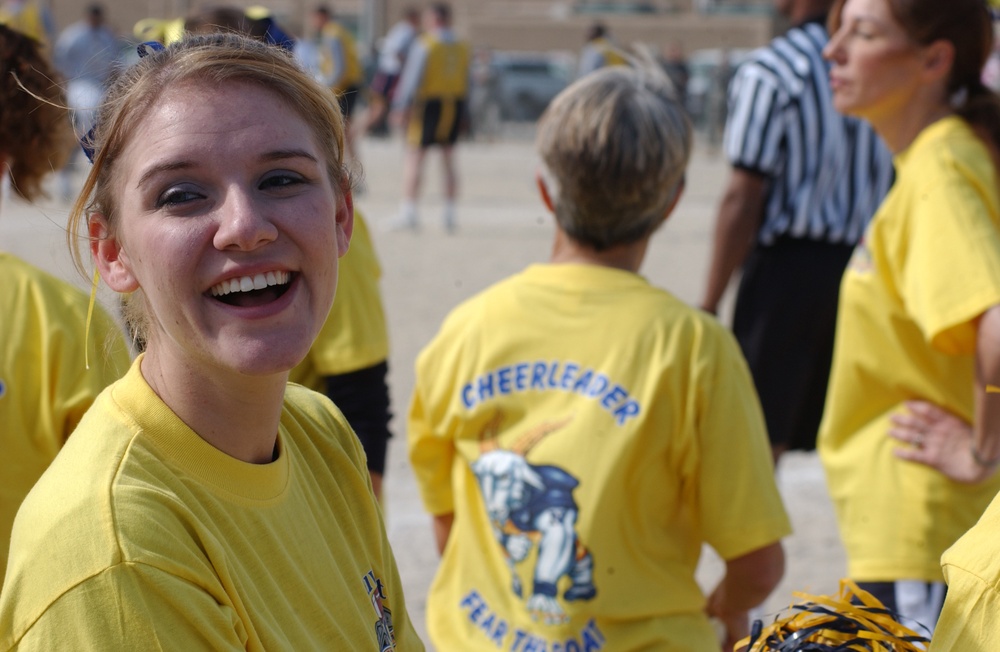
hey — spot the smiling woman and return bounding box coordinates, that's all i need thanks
[91,78,346,393]
[0,34,423,650]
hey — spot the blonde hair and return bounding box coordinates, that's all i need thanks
[67,34,351,341]
[536,65,691,251]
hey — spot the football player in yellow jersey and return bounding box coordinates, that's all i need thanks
[0,0,54,46]
[577,23,628,79]
[310,5,364,163]
[388,2,470,232]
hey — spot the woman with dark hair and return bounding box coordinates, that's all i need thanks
[818,0,1000,632]
[0,24,129,580]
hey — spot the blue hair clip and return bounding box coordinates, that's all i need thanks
[136,40,165,58]
[81,41,166,163]
[80,125,97,164]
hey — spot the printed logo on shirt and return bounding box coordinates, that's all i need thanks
[848,235,874,273]
[459,360,641,426]
[0,378,6,400]
[460,589,607,652]
[362,570,396,651]
[469,412,598,637]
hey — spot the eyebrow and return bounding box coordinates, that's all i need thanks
[260,149,320,164]
[135,149,320,189]
[136,160,195,190]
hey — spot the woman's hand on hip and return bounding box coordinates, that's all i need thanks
[889,401,997,483]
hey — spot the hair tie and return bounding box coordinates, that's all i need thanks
[80,124,97,164]
[136,40,165,58]
[80,41,166,163]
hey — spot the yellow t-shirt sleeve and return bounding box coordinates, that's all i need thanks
[696,330,792,560]
[931,564,1000,651]
[407,377,457,516]
[408,305,480,517]
[901,170,1000,356]
[12,564,247,650]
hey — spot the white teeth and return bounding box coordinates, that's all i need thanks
[209,271,290,297]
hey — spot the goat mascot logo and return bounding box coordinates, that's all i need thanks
[471,411,597,625]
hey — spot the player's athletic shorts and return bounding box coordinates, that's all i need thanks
[407,98,466,148]
[370,71,400,100]
[323,361,392,475]
[732,236,854,451]
[336,84,362,118]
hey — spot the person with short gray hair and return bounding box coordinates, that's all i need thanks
[408,65,790,651]
[536,65,689,251]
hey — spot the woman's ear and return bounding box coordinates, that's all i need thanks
[335,188,355,258]
[922,39,955,85]
[90,215,139,293]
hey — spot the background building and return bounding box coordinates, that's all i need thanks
[43,0,780,56]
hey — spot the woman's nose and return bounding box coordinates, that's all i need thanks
[213,188,279,251]
[823,30,846,62]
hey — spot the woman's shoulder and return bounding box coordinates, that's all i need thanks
[283,382,352,431]
[282,383,370,473]
[906,117,995,183]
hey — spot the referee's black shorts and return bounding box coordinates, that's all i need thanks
[407,98,466,148]
[732,236,855,452]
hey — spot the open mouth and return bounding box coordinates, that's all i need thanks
[208,271,293,308]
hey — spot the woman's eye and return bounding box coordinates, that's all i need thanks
[850,23,874,39]
[155,187,202,208]
[261,173,307,190]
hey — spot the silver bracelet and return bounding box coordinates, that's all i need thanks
[970,442,1000,468]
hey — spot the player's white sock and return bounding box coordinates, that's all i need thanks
[385,201,418,232]
[443,200,457,234]
[401,200,417,223]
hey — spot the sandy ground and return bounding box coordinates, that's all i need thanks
[1,129,846,647]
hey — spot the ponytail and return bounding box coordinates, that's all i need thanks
[954,80,1000,161]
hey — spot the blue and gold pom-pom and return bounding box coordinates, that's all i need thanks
[740,580,930,652]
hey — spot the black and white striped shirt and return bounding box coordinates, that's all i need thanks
[724,19,894,246]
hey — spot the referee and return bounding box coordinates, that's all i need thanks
[699,0,893,463]
[388,2,470,233]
